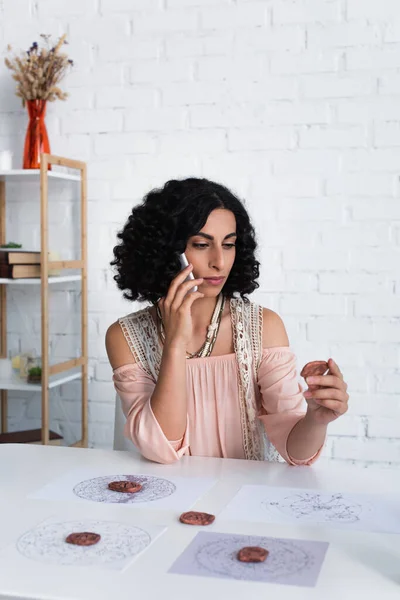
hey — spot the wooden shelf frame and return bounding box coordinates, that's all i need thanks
[0,154,88,447]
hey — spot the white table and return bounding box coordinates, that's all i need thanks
[0,444,399,600]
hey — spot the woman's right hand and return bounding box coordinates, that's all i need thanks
[157,264,204,349]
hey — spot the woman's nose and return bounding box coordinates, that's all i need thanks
[209,250,224,271]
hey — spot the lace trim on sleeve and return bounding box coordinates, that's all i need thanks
[118,308,162,379]
[231,298,284,463]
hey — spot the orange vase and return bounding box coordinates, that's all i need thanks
[23,99,52,170]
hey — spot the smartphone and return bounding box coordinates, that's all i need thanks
[179,253,198,292]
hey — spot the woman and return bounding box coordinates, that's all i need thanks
[106,178,349,465]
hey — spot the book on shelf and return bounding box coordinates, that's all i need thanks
[0,264,41,279]
[0,428,63,445]
[0,249,41,265]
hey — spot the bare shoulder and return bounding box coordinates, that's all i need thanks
[261,307,290,348]
[105,321,136,370]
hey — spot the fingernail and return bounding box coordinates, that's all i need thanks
[307,377,317,383]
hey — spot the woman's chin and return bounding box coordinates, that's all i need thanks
[198,286,223,297]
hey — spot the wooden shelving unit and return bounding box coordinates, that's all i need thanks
[0,154,88,447]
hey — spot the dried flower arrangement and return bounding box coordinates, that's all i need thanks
[4,34,74,106]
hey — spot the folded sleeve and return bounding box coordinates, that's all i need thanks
[113,363,190,464]
[257,347,325,466]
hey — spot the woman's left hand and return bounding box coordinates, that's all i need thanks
[303,358,349,425]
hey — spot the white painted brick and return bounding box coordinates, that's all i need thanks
[94,133,156,156]
[351,199,400,221]
[167,0,230,5]
[158,130,226,154]
[61,110,123,134]
[346,46,400,71]
[328,415,366,438]
[236,26,305,53]
[89,381,116,403]
[299,125,367,148]
[282,249,349,270]
[88,159,130,181]
[349,248,400,272]
[307,319,376,343]
[165,36,203,58]
[263,102,330,125]
[281,293,347,316]
[334,438,400,463]
[326,174,396,197]
[354,295,400,318]
[89,290,132,314]
[95,362,114,382]
[228,128,296,151]
[2,0,33,17]
[284,272,319,293]
[320,223,390,248]
[300,74,375,99]
[229,79,298,102]
[88,423,114,447]
[272,0,341,24]
[377,373,400,394]
[328,343,399,370]
[375,321,400,343]
[347,0,399,20]
[125,107,186,131]
[272,149,340,174]
[197,56,262,81]
[258,222,319,248]
[95,87,157,109]
[162,82,227,105]
[378,73,400,96]
[277,198,342,221]
[338,367,372,394]
[69,17,128,42]
[88,402,115,424]
[68,64,124,88]
[319,273,388,294]
[368,417,400,438]
[374,122,400,147]
[38,0,98,17]
[341,149,400,173]
[190,105,260,128]
[271,51,340,75]
[130,59,193,83]
[120,154,201,193]
[394,226,400,247]
[200,3,268,29]
[98,38,161,62]
[56,88,95,112]
[51,335,81,360]
[101,0,162,11]
[253,175,321,198]
[133,10,198,33]
[202,33,235,55]
[336,99,400,123]
[307,23,379,49]
[384,21,400,43]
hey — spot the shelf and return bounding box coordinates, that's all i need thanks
[0,170,81,182]
[0,370,82,392]
[0,275,82,285]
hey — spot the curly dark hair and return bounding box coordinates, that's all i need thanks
[110,177,260,304]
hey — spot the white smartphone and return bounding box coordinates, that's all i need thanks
[179,253,198,292]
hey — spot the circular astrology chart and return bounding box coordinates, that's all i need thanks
[195,535,314,581]
[263,492,371,524]
[73,474,176,504]
[17,520,151,567]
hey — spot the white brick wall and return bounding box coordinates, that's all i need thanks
[0,0,399,467]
